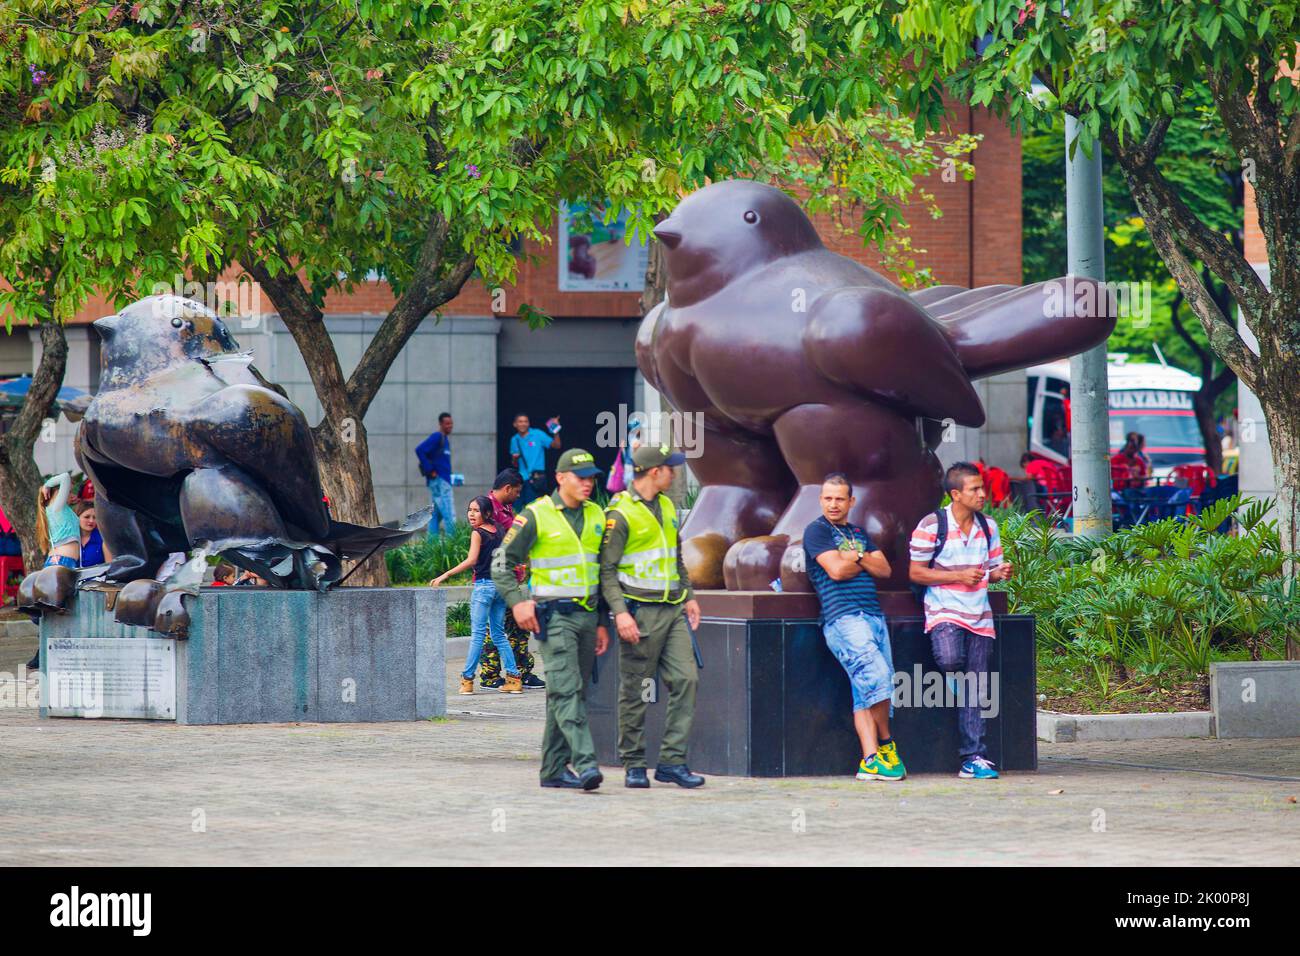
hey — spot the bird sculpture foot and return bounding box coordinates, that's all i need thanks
[153,589,191,639]
[681,532,732,591]
[16,565,77,615]
[722,534,790,591]
[113,578,166,629]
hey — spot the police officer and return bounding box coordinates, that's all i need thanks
[491,448,610,791]
[600,443,705,789]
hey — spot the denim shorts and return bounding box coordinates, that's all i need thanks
[823,611,894,713]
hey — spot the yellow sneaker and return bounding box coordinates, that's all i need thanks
[877,740,906,777]
[856,754,904,782]
[458,677,475,695]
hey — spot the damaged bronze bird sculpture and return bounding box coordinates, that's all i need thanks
[18,295,429,634]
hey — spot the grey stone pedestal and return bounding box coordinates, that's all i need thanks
[588,590,1037,776]
[39,587,446,724]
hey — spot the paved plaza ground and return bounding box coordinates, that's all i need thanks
[2,629,1298,866]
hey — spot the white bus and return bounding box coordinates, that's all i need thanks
[1026,355,1205,477]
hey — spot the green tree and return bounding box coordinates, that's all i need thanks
[2,1,969,583]
[1021,107,1242,469]
[903,0,1300,567]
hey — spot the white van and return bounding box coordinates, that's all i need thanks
[1026,355,1205,476]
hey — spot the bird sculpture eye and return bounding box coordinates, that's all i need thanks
[744,210,759,224]
[171,318,183,329]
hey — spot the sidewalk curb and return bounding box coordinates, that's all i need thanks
[0,620,36,640]
[1037,709,1216,742]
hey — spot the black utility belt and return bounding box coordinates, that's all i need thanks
[624,599,686,616]
[537,599,593,615]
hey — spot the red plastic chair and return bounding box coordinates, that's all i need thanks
[1170,463,1217,497]
[0,555,24,603]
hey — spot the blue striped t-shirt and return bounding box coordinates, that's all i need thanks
[803,516,883,626]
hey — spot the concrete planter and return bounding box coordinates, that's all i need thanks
[1037,709,1215,742]
[1211,661,1300,738]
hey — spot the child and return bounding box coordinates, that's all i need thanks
[28,473,81,671]
[212,562,238,586]
[430,495,522,695]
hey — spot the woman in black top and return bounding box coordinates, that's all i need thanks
[431,495,522,695]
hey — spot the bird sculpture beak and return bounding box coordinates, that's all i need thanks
[93,314,119,336]
[653,222,682,250]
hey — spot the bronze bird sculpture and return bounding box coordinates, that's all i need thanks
[637,180,1116,592]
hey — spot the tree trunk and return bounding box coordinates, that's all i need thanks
[0,318,69,575]
[1192,390,1223,474]
[243,261,392,587]
[313,413,389,587]
[1262,398,1300,660]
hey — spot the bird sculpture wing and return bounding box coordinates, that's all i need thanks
[922,278,1118,379]
[188,384,332,540]
[804,285,986,427]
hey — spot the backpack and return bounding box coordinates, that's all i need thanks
[909,508,991,605]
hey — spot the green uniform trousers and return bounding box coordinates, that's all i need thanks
[537,608,599,781]
[617,601,699,768]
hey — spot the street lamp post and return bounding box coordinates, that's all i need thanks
[1064,113,1113,539]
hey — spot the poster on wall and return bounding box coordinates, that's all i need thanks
[557,201,650,292]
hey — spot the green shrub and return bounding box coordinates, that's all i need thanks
[993,495,1300,693]
[386,524,474,584]
[447,601,470,637]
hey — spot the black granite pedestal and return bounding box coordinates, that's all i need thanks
[588,591,1037,776]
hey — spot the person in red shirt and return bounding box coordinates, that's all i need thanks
[976,459,1012,507]
[478,469,544,690]
[1110,435,1149,490]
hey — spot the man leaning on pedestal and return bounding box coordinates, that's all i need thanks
[803,473,904,782]
[491,449,611,792]
[600,444,705,789]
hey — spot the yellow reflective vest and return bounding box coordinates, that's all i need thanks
[524,495,605,610]
[608,490,684,604]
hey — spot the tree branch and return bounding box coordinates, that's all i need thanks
[345,247,477,420]
[1102,123,1270,332]
[1132,199,1262,394]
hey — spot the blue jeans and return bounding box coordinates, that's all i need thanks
[44,555,78,569]
[929,621,993,760]
[823,611,894,714]
[426,476,456,537]
[463,579,517,679]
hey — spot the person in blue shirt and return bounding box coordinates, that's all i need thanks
[509,413,562,504]
[802,473,905,783]
[415,412,457,536]
[75,502,110,567]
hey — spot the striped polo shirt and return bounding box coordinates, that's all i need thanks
[908,504,1003,637]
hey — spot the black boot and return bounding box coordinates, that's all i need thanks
[26,653,39,672]
[654,764,705,788]
[577,767,604,791]
[624,767,650,788]
[540,769,582,789]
